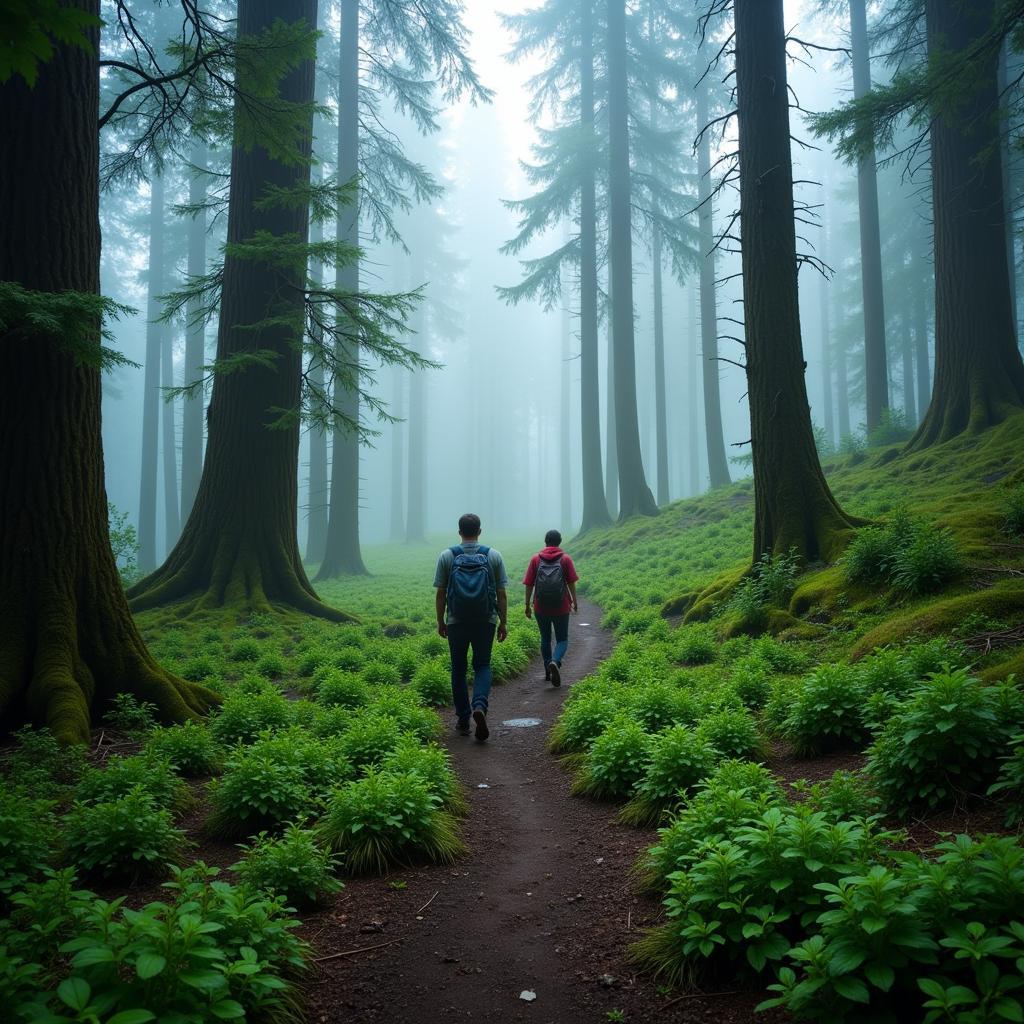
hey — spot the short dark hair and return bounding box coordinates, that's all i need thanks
[544,529,562,546]
[458,513,481,537]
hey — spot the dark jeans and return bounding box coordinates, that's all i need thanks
[535,612,570,667]
[447,620,496,723]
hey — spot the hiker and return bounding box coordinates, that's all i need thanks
[433,513,509,742]
[522,529,579,687]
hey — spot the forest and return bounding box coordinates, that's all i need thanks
[2,0,1024,1021]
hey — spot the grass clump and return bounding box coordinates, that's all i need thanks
[319,769,465,874]
[233,824,342,908]
[1002,483,1024,536]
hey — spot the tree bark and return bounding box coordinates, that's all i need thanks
[688,283,700,495]
[561,287,573,525]
[181,141,207,523]
[998,40,1018,334]
[901,308,917,426]
[305,210,329,562]
[651,225,670,505]
[606,0,657,519]
[318,0,368,577]
[908,0,1024,450]
[405,251,427,544]
[130,0,350,621]
[696,76,732,489]
[849,0,889,430]
[161,298,180,553]
[819,185,836,446]
[604,279,619,518]
[578,0,611,533]
[914,267,931,415]
[1,0,216,742]
[389,362,406,541]
[735,0,856,563]
[138,171,164,573]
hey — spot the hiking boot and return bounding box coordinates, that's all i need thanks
[472,709,489,742]
[549,662,561,688]
[544,662,551,682]
[456,718,471,736]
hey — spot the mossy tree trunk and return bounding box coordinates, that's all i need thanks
[850,0,889,431]
[1,1,216,743]
[908,0,1024,451]
[696,75,731,490]
[130,0,352,621]
[181,141,207,524]
[318,0,368,578]
[607,0,657,519]
[578,0,611,533]
[735,0,857,563]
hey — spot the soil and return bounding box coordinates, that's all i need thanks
[298,600,774,1024]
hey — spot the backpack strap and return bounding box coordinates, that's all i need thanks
[477,545,490,556]
[450,545,463,557]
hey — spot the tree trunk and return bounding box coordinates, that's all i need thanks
[305,210,329,562]
[914,268,931,415]
[389,363,405,541]
[181,141,207,523]
[998,41,1018,334]
[161,307,180,554]
[578,0,611,533]
[651,226,670,504]
[836,333,851,438]
[606,0,657,519]
[405,266,427,544]
[1,0,216,742]
[130,0,350,620]
[901,308,917,426]
[735,0,856,563]
[819,187,836,445]
[604,280,619,518]
[138,171,164,573]
[688,284,700,495]
[849,0,889,430]
[317,0,367,577]
[696,77,732,489]
[560,288,573,526]
[909,0,1024,450]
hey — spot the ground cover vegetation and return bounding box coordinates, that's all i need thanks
[0,542,538,1021]
[555,412,1024,1019]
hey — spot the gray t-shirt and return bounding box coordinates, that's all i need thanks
[433,543,508,625]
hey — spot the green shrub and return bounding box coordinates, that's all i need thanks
[4,726,86,797]
[227,636,262,662]
[781,664,869,756]
[674,625,717,666]
[548,689,619,753]
[989,732,1024,825]
[419,634,448,659]
[316,670,372,709]
[629,682,699,733]
[730,656,773,709]
[1002,483,1024,536]
[382,739,466,814]
[234,824,342,908]
[7,861,306,1023]
[572,719,653,800]
[74,752,188,811]
[867,668,1023,816]
[207,748,315,837]
[0,787,56,894]
[842,526,895,586]
[319,769,465,874]
[620,727,718,826]
[370,689,438,741]
[793,770,881,820]
[145,721,223,776]
[394,645,420,682]
[750,636,808,674]
[889,523,962,595]
[617,610,659,637]
[296,644,331,677]
[180,653,221,681]
[209,689,294,745]
[694,707,762,761]
[867,407,913,446]
[727,550,801,622]
[361,661,401,687]
[64,788,186,877]
[309,705,354,738]
[255,650,288,679]
[410,660,451,706]
[336,713,403,769]
[102,693,159,735]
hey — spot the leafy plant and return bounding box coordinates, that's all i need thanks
[4,726,86,797]
[548,689,619,754]
[781,664,869,756]
[102,692,158,736]
[207,748,314,838]
[572,718,653,800]
[0,786,56,895]
[867,668,1023,816]
[107,502,141,587]
[315,670,371,709]
[233,824,342,908]
[75,752,188,811]
[410,660,451,706]
[361,661,401,687]
[1002,483,1024,537]
[64,788,187,878]
[794,771,881,820]
[729,656,773,710]
[209,689,294,745]
[694,707,763,761]
[674,625,717,666]
[145,721,223,777]
[889,523,962,596]
[318,769,465,874]
[989,732,1024,825]
[381,739,466,815]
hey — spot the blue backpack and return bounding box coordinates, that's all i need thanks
[447,545,495,621]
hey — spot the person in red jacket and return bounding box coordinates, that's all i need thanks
[522,529,579,687]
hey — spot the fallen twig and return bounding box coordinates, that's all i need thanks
[95,730,105,749]
[415,891,439,916]
[313,938,400,963]
[661,989,742,1009]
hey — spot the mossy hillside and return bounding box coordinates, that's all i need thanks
[573,412,1024,672]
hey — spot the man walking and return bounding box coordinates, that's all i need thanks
[434,513,508,741]
[522,529,579,687]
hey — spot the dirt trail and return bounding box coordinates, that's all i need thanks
[302,599,762,1024]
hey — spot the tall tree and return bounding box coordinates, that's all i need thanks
[388,362,405,541]
[849,0,889,430]
[161,288,181,553]
[695,73,731,489]
[138,171,164,572]
[1,3,215,742]
[305,205,329,563]
[181,142,207,522]
[733,0,856,561]
[607,0,656,518]
[130,0,355,619]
